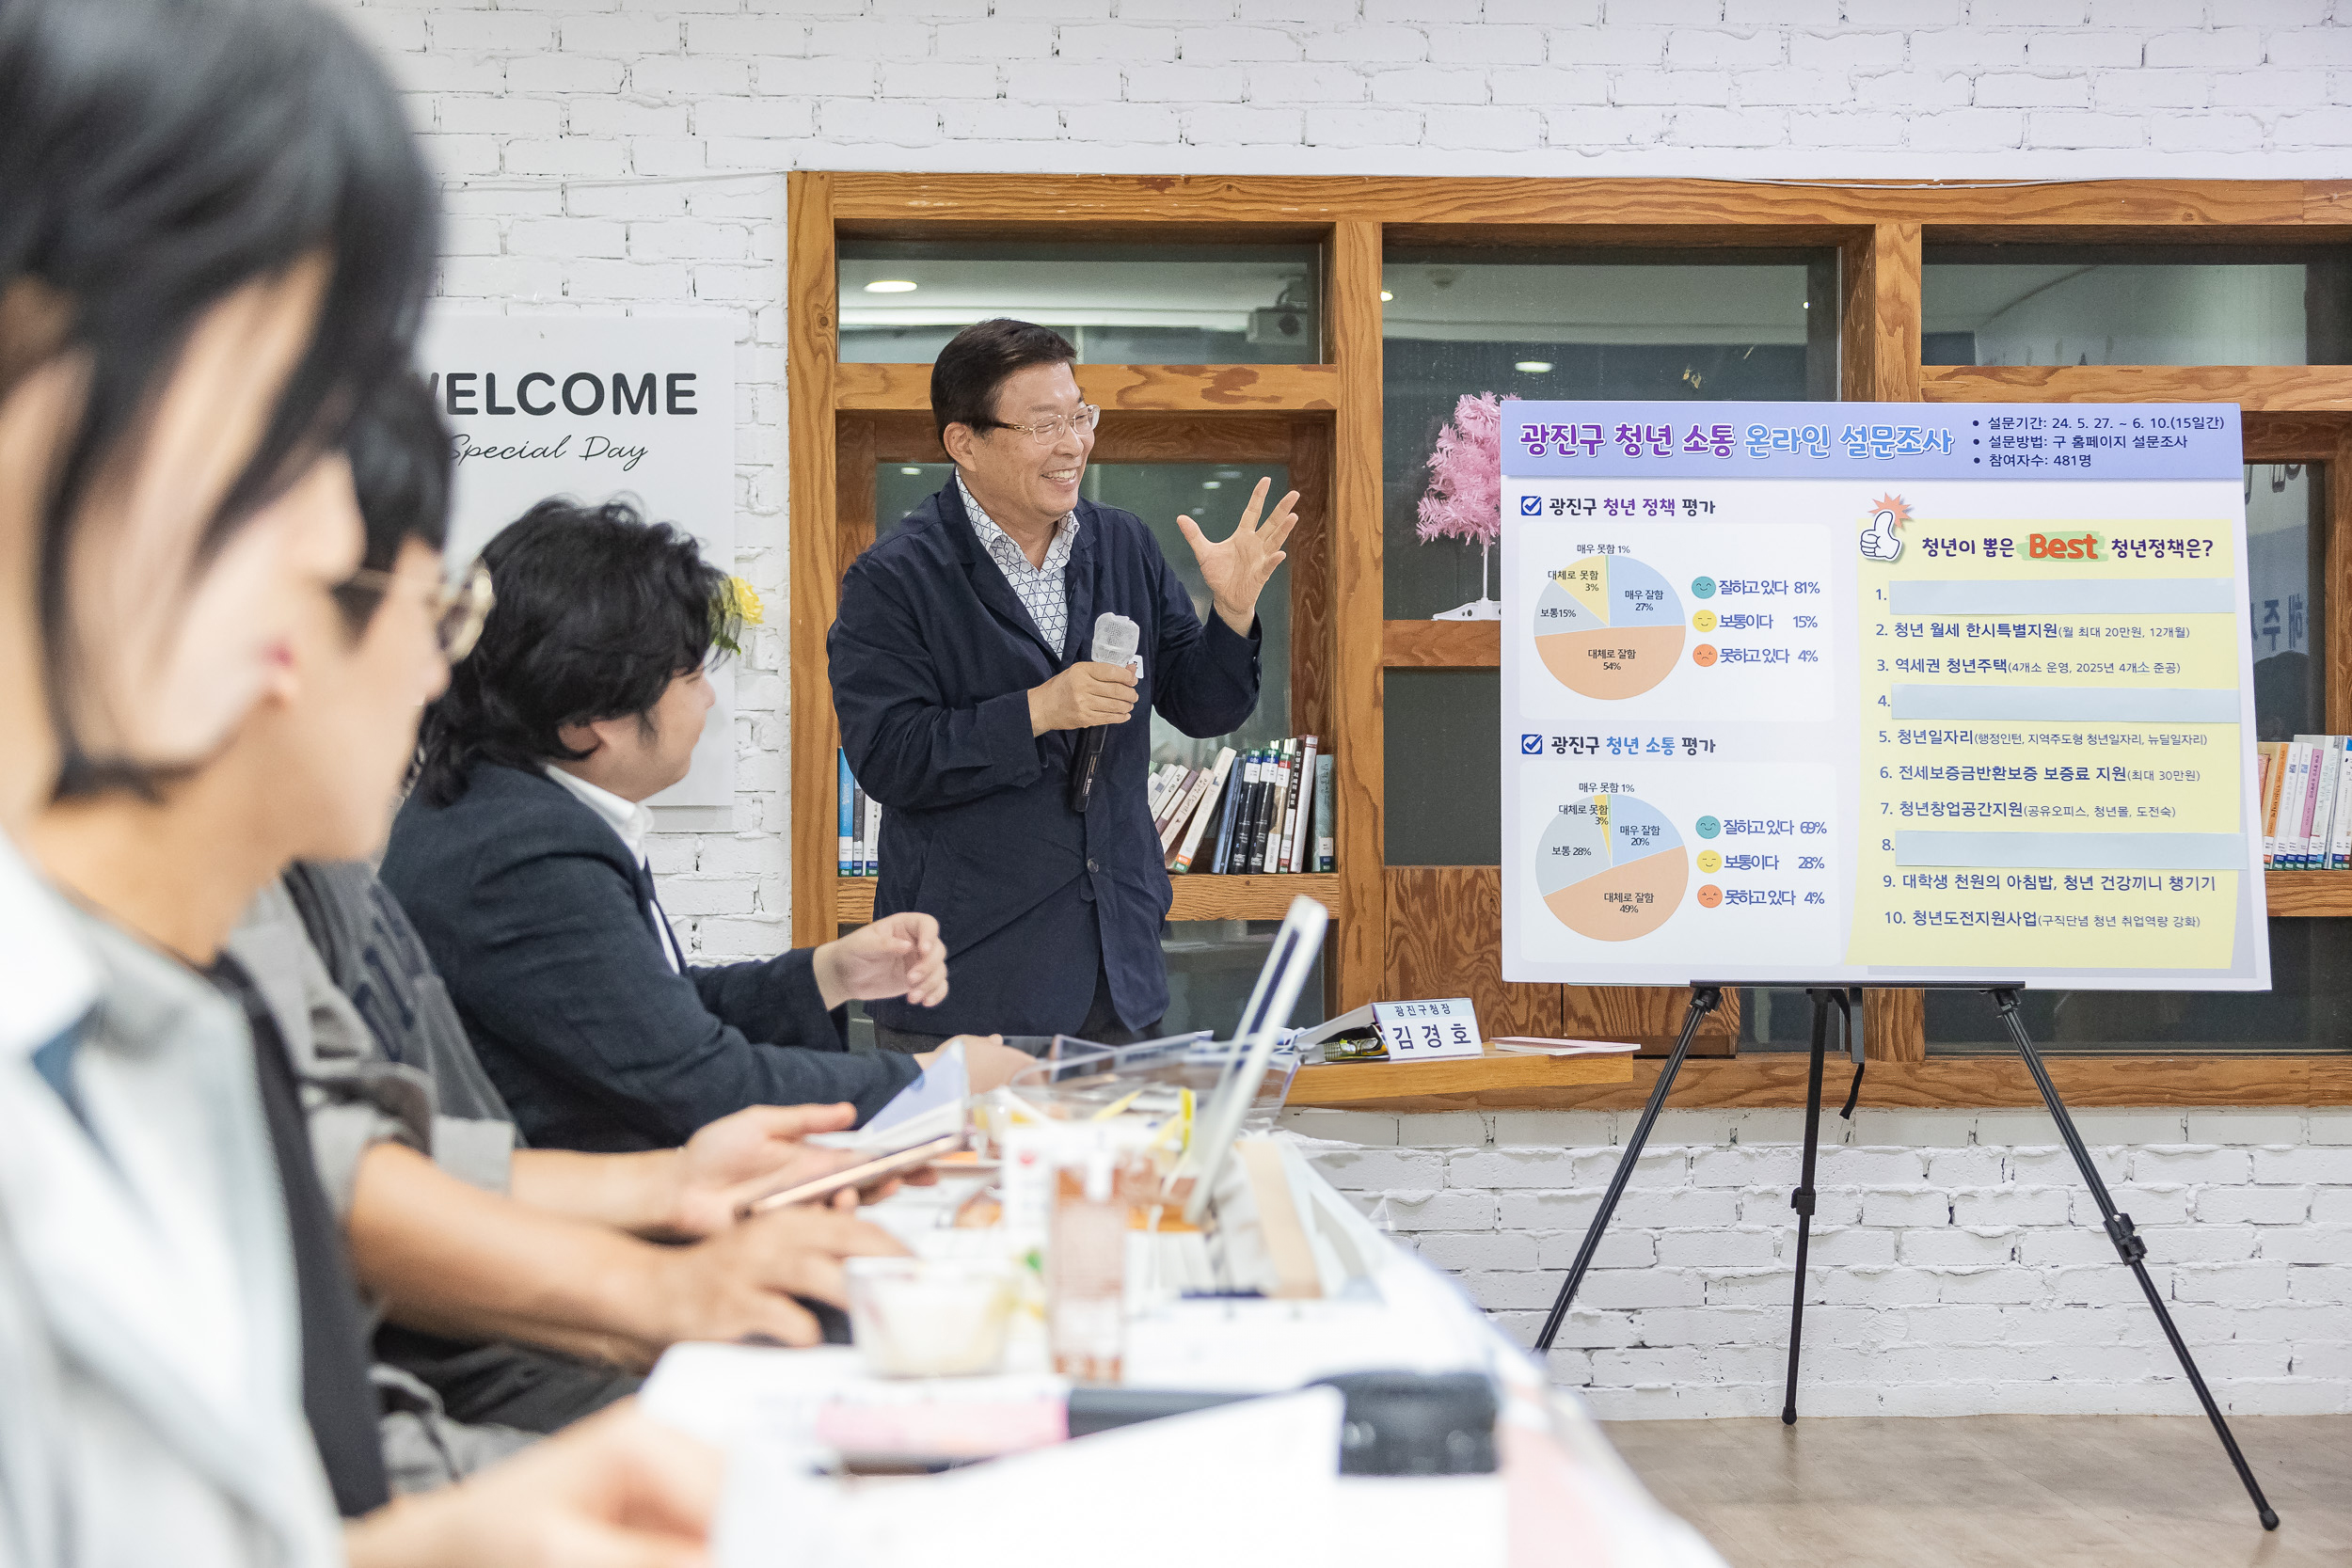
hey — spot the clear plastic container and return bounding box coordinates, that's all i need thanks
[843,1256,1019,1378]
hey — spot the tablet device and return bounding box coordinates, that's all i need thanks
[1177,895,1328,1227]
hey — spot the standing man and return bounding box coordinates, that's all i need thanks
[830,319,1298,1051]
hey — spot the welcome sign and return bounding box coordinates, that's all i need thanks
[417,312,738,811]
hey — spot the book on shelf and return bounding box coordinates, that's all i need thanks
[862,782,882,878]
[1170,748,1238,872]
[1152,736,1336,876]
[2295,735,2344,872]
[1248,743,1285,873]
[1159,760,1219,858]
[1223,747,1261,869]
[2324,737,2343,869]
[2253,736,2352,871]
[2259,740,2284,868]
[1282,736,1319,873]
[837,751,854,876]
[1312,753,1335,873]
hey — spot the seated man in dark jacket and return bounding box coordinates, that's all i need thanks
[380,500,1032,1150]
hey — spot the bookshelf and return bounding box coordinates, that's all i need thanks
[787,172,2352,1102]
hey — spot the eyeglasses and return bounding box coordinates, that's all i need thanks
[337,557,496,663]
[979,404,1101,447]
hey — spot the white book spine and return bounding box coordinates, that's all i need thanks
[863,790,882,877]
[2298,740,2328,869]
[2276,744,2309,874]
[1145,763,1180,819]
[2304,737,2341,871]
[1173,747,1237,872]
[1263,748,1294,873]
[1284,736,1320,874]
[1160,765,1213,856]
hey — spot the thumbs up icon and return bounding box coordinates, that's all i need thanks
[1859,508,1904,562]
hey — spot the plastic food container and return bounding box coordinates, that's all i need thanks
[844,1257,1020,1378]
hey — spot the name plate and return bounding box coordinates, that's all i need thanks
[1372,998,1484,1062]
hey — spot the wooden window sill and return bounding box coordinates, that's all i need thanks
[1285,1050,2352,1114]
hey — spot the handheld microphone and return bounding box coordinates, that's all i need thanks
[1068,611,1139,815]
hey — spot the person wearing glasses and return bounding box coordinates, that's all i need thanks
[829,318,1299,1053]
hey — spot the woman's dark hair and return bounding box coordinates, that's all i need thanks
[0,0,438,782]
[333,371,452,637]
[930,318,1077,444]
[412,499,734,806]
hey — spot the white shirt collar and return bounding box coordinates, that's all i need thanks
[543,765,654,863]
[956,472,1076,566]
[0,833,100,1058]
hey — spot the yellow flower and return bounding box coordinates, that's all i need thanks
[726,576,766,626]
[710,576,765,658]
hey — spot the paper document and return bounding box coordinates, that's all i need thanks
[1488,1037,1641,1057]
[712,1387,1343,1568]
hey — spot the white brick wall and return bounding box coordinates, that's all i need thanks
[342,1,2352,1410]
[341,0,2352,959]
[1281,1105,2352,1417]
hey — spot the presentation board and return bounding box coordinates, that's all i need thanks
[416,312,737,811]
[1499,401,2265,991]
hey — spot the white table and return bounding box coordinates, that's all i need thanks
[644,1134,1724,1568]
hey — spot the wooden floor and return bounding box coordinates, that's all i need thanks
[1603,1415,2352,1568]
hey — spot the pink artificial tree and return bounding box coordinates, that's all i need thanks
[1417,390,1511,621]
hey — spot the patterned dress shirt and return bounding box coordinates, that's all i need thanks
[958,472,1077,654]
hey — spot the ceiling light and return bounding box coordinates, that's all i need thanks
[864,279,918,293]
[1215,469,1243,479]
[900,467,922,475]
[1516,360,1554,373]
[1201,481,1222,489]
[1379,290,1393,302]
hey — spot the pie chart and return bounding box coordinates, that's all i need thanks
[1534,558,1686,700]
[1535,794,1689,942]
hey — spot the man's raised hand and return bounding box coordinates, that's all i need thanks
[1177,475,1299,636]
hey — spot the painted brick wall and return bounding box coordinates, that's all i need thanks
[1282,1105,2352,1417]
[339,0,2352,1414]
[342,0,2352,961]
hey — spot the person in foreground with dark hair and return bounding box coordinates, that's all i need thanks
[381,499,1035,1152]
[829,318,1298,1050]
[36,375,907,1507]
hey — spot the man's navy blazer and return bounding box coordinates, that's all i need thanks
[829,482,1261,1038]
[378,764,918,1151]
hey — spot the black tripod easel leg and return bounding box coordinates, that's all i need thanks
[1990,987,2280,1531]
[1535,985,1723,1354]
[1780,989,1837,1425]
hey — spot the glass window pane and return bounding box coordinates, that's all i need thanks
[1386,669,1501,865]
[1923,919,2352,1053]
[2249,461,2325,740]
[1383,248,1838,620]
[1163,919,1327,1036]
[1737,988,1866,1054]
[839,242,1321,364]
[1922,246,2352,367]
[873,461,1291,767]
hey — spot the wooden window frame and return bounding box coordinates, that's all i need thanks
[787,172,2352,1109]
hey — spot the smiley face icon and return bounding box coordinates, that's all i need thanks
[1692,610,1717,632]
[1692,644,1718,668]
[1696,849,1722,874]
[1696,884,1724,909]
